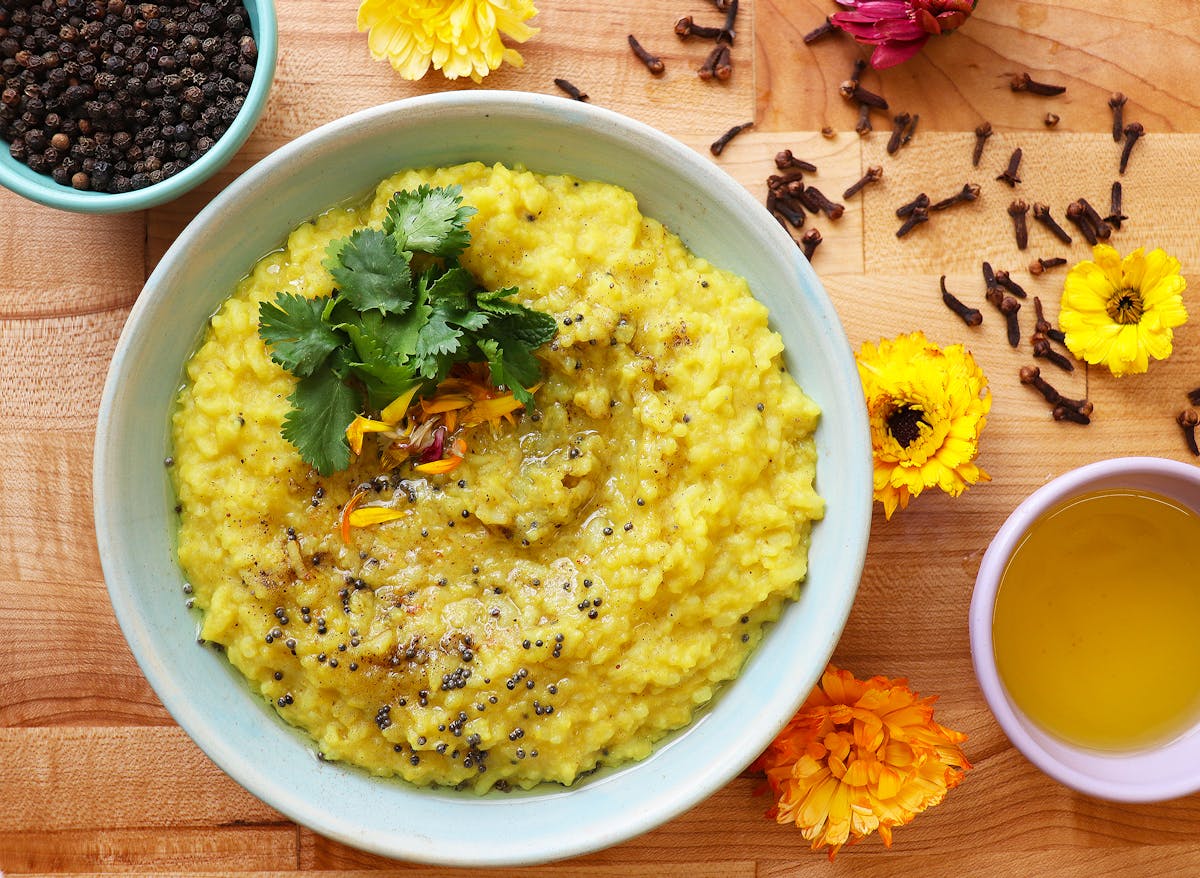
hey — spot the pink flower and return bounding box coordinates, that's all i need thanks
[831,0,976,69]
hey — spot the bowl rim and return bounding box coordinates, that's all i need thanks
[969,455,1200,802]
[94,90,872,864]
[0,0,277,214]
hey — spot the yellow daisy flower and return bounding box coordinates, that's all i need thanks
[1059,244,1188,377]
[856,331,990,520]
[357,0,539,83]
[753,665,971,860]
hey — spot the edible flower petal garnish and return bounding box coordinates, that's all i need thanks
[857,331,990,520]
[1059,243,1189,377]
[752,664,971,860]
[831,0,976,69]
[356,0,540,83]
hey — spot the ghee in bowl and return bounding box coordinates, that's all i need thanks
[992,488,1200,752]
[970,457,1200,802]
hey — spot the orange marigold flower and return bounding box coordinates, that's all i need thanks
[752,665,970,860]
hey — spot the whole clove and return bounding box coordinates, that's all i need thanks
[1179,410,1200,456]
[840,81,889,110]
[902,114,919,146]
[997,148,1023,187]
[770,193,805,228]
[1020,365,1061,405]
[1105,181,1128,230]
[1065,201,1099,246]
[896,193,931,218]
[628,34,665,74]
[554,78,588,101]
[719,0,739,43]
[855,102,873,136]
[821,126,837,139]
[804,186,845,220]
[1000,295,1022,347]
[896,207,929,238]
[775,150,817,173]
[1108,92,1127,143]
[800,228,822,261]
[699,43,732,80]
[929,183,981,211]
[1031,295,1067,343]
[1010,72,1067,96]
[848,57,867,88]
[887,113,911,154]
[1031,203,1072,245]
[802,16,836,44]
[973,122,993,167]
[941,276,983,326]
[710,121,752,156]
[1076,198,1112,240]
[1033,337,1075,372]
[1029,257,1068,275]
[1188,387,1200,407]
[1044,112,1060,127]
[843,165,884,199]
[1008,200,1030,250]
[995,270,1028,299]
[1120,122,1144,174]
[1053,405,1091,425]
[675,16,723,39]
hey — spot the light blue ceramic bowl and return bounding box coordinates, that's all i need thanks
[0,0,276,213]
[94,92,872,865]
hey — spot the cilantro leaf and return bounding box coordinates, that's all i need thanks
[383,184,476,258]
[476,337,538,405]
[327,228,414,314]
[258,294,342,377]
[280,369,360,475]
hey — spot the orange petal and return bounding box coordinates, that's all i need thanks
[423,394,473,414]
[348,506,408,527]
[414,456,465,475]
[340,490,367,543]
[381,385,420,423]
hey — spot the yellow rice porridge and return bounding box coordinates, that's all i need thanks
[171,161,823,792]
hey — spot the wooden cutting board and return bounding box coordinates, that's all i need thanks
[4,1,1200,875]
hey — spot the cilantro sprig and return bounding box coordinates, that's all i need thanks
[258,184,557,476]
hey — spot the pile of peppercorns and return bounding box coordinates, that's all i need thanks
[0,0,257,194]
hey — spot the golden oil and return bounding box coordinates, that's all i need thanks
[993,488,1200,751]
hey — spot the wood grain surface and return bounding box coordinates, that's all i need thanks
[4,1,1200,875]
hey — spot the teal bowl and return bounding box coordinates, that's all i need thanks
[94,92,872,865]
[0,0,276,214]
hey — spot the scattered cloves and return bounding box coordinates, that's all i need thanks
[982,261,1002,307]
[1105,181,1128,230]
[1032,296,1065,343]
[887,113,911,154]
[775,150,817,173]
[996,148,1023,187]
[995,270,1028,299]
[675,16,723,39]
[1180,410,1200,456]
[1010,72,1067,96]
[1065,201,1099,246]
[768,192,805,228]
[1020,365,1062,405]
[709,121,752,156]
[972,122,993,168]
[1033,337,1075,372]
[802,16,836,44]
[554,78,588,101]
[804,186,845,220]
[1076,198,1112,240]
[929,183,981,212]
[800,228,822,261]
[1000,295,1022,347]
[1008,199,1030,250]
[1031,203,1072,245]
[1108,92,1127,143]
[1120,122,1144,174]
[896,192,930,218]
[840,81,889,110]
[1028,256,1068,275]
[843,165,883,200]
[698,43,726,80]
[895,207,929,238]
[941,275,983,327]
[627,34,665,74]
[712,44,733,80]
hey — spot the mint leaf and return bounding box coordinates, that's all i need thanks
[258,294,342,377]
[280,369,360,475]
[328,228,413,314]
[383,184,476,258]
